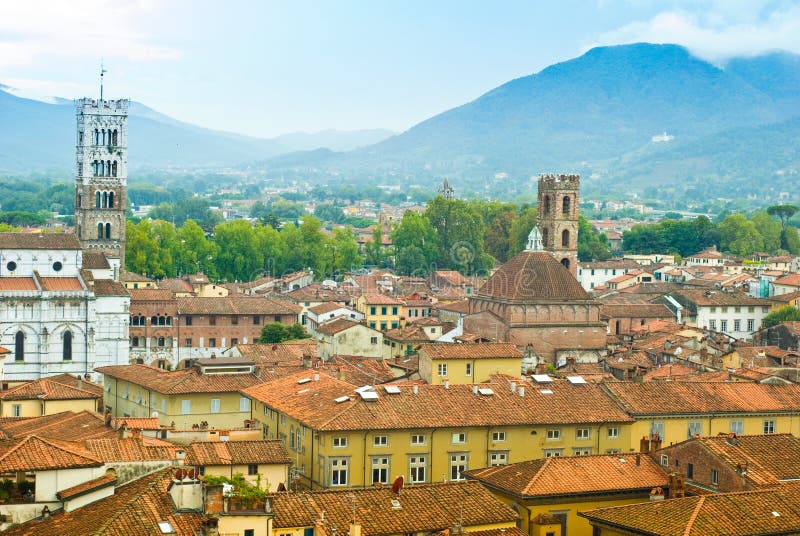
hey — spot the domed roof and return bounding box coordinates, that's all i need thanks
[476,251,590,301]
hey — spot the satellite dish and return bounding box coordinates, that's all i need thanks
[152,411,159,418]
[391,475,404,494]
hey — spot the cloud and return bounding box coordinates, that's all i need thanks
[591,2,800,63]
[0,0,182,69]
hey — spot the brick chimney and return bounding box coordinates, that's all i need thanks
[640,436,650,453]
[203,484,225,515]
[668,473,685,498]
[650,434,662,452]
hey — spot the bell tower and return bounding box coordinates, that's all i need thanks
[537,173,579,276]
[74,96,128,275]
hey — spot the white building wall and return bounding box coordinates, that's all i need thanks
[695,304,771,341]
[577,264,634,291]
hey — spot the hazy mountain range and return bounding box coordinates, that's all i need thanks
[2,43,799,200]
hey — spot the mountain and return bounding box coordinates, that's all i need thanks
[261,44,800,198]
[0,90,394,174]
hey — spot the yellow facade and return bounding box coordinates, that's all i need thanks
[217,515,270,536]
[202,463,288,492]
[102,376,253,430]
[628,413,800,448]
[423,357,522,385]
[251,400,632,490]
[356,295,403,331]
[0,397,97,418]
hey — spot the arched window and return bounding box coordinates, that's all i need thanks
[151,316,158,326]
[112,161,117,177]
[14,331,24,361]
[106,160,112,176]
[562,229,570,247]
[105,223,111,239]
[562,196,571,215]
[97,222,104,239]
[113,129,118,145]
[158,337,165,347]
[108,191,114,208]
[166,316,172,326]
[543,195,551,215]
[158,316,166,326]
[95,191,101,207]
[102,191,108,208]
[63,331,73,361]
[561,258,570,269]
[132,336,139,347]
[94,129,99,145]
[542,228,549,248]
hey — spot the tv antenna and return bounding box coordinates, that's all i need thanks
[100,60,108,101]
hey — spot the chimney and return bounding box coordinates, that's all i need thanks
[118,423,128,439]
[668,473,685,498]
[170,468,203,511]
[203,482,225,514]
[313,373,320,382]
[443,379,449,390]
[472,385,479,395]
[412,385,419,395]
[510,381,516,393]
[518,386,525,397]
[636,453,641,466]
[650,434,662,452]
[349,522,362,536]
[302,354,312,368]
[451,523,466,536]
[640,436,651,453]
[201,517,220,536]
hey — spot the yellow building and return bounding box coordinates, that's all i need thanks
[465,453,670,536]
[184,439,290,491]
[603,382,800,447]
[418,342,524,384]
[0,374,102,417]
[97,358,265,429]
[242,371,634,490]
[356,293,403,330]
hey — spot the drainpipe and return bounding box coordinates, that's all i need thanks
[363,430,369,488]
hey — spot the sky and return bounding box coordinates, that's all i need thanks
[1,0,799,138]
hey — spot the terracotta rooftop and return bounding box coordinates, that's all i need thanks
[57,471,116,501]
[307,301,349,315]
[111,417,162,430]
[121,271,153,283]
[128,288,174,301]
[83,437,180,462]
[81,251,110,269]
[3,468,203,536]
[316,317,365,335]
[158,278,194,294]
[97,364,264,395]
[0,435,101,471]
[0,376,102,401]
[90,279,129,296]
[465,453,668,498]
[579,483,800,535]
[601,303,674,319]
[360,292,403,305]
[243,371,633,431]
[773,273,800,287]
[437,299,471,314]
[37,277,83,291]
[689,247,724,259]
[382,324,436,343]
[603,382,800,415]
[326,355,396,385]
[0,411,116,441]
[235,342,317,364]
[0,277,37,291]
[0,232,81,250]
[270,480,517,532]
[176,296,302,315]
[477,251,591,301]
[185,439,290,466]
[418,342,524,360]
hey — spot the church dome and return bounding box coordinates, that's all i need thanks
[476,251,590,301]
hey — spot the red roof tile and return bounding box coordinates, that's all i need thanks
[418,342,523,360]
[0,277,37,290]
[477,251,590,301]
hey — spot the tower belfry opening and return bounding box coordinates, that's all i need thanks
[536,173,579,276]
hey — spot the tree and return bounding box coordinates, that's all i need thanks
[258,323,289,343]
[365,225,388,267]
[425,196,491,273]
[485,210,516,262]
[761,306,800,328]
[577,215,611,261]
[313,203,345,224]
[213,220,264,282]
[391,211,439,275]
[766,205,799,228]
[623,224,665,254]
[286,323,311,340]
[508,207,538,257]
[751,212,782,253]
[718,214,763,256]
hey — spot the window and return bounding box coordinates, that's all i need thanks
[734,306,741,313]
[53,261,62,272]
[369,322,376,329]
[411,434,426,445]
[465,363,472,376]
[210,399,221,413]
[332,436,348,448]
[409,455,426,483]
[438,363,448,377]
[181,400,191,415]
[709,306,717,313]
[371,456,390,484]
[492,431,506,442]
[576,428,590,440]
[747,319,755,331]
[721,307,728,313]
[380,322,387,331]
[660,455,669,466]
[231,316,238,325]
[452,432,466,444]
[14,331,24,361]
[369,306,376,315]
[573,448,592,456]
[544,449,563,458]
[688,421,703,439]
[561,229,570,247]
[247,464,258,476]
[208,338,216,348]
[607,427,619,438]
[711,468,719,486]
[231,338,238,346]
[709,319,716,330]
[253,316,260,325]
[184,338,192,347]
[330,458,348,486]
[370,336,378,345]
[209,317,216,326]
[185,316,192,326]
[605,449,621,454]
[720,320,728,332]
[373,435,388,446]
[489,452,508,466]
[764,420,776,434]
[650,422,665,439]
[730,420,744,435]
[244,530,254,536]
[687,463,694,479]
[734,319,741,332]
[240,397,251,412]
[392,306,398,315]
[450,454,467,480]
[12,404,21,417]
[381,306,387,315]
[562,195,571,215]
[62,330,73,361]
[546,428,561,440]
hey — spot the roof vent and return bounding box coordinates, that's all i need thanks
[391,499,402,510]
[532,374,553,384]
[412,385,419,395]
[539,389,553,395]
[334,395,350,403]
[358,390,379,402]
[297,378,312,384]
[384,385,401,394]
[478,388,494,396]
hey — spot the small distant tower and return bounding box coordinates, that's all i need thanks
[74,88,128,276]
[438,178,454,199]
[536,173,579,276]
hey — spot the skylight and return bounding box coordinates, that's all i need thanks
[157,521,176,534]
[532,374,553,383]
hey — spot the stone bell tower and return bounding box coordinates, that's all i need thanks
[74,97,128,275]
[537,174,579,276]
